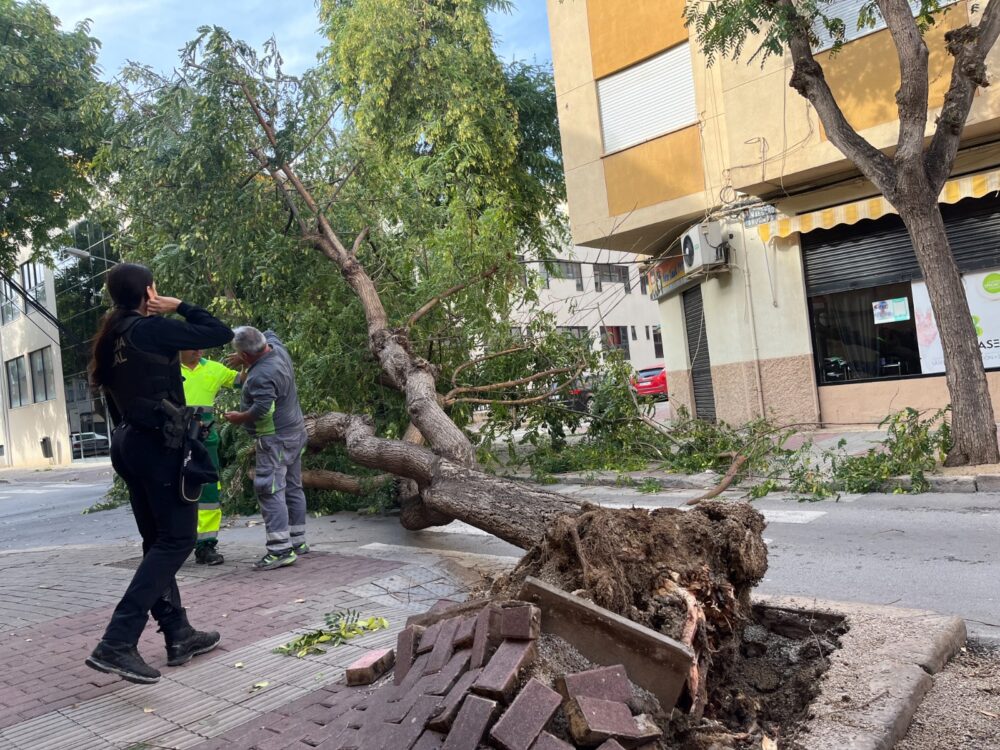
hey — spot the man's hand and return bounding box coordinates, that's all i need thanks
[223,410,253,425]
[224,352,244,368]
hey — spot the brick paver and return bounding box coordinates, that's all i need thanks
[0,541,471,750]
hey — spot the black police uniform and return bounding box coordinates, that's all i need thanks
[100,303,232,646]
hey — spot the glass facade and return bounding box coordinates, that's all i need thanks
[55,221,119,439]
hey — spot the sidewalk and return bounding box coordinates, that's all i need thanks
[0,538,478,749]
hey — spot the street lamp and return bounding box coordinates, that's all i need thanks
[59,246,117,265]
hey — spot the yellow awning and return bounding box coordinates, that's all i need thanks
[756,167,1000,243]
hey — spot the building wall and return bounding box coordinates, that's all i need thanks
[516,246,666,372]
[0,257,71,468]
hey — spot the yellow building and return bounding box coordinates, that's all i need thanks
[548,0,1000,424]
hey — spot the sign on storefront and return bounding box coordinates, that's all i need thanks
[911,268,1000,373]
[647,254,691,300]
[872,297,911,325]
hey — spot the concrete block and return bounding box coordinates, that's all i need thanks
[927,475,976,493]
[975,473,1000,492]
[345,648,395,686]
[489,678,563,750]
[442,694,497,750]
[500,605,541,641]
[557,665,631,704]
[472,639,538,701]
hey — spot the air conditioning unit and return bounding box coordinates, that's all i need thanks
[680,221,727,275]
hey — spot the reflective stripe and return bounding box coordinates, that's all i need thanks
[266,531,289,542]
[197,530,218,541]
[198,503,221,511]
[289,525,306,533]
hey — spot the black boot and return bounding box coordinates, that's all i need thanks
[195,540,224,566]
[160,609,221,667]
[86,640,161,684]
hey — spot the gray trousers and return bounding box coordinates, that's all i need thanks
[254,429,308,553]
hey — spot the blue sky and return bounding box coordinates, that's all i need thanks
[44,0,552,79]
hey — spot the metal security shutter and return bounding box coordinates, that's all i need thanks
[683,285,716,421]
[813,0,957,51]
[597,43,697,154]
[802,196,1000,296]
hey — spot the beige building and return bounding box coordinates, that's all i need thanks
[548,0,1000,424]
[0,252,72,467]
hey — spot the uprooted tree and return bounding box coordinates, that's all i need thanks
[99,1,768,719]
[686,0,1000,466]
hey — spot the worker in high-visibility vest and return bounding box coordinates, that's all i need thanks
[180,349,243,565]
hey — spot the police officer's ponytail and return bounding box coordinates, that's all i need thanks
[88,264,155,390]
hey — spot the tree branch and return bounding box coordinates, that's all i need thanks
[451,345,531,387]
[301,468,392,493]
[878,0,930,165]
[444,365,575,400]
[779,0,897,192]
[925,1,1000,191]
[406,264,501,329]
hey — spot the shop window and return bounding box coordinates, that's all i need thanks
[809,282,921,383]
[6,356,29,408]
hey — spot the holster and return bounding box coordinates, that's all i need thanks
[159,400,194,450]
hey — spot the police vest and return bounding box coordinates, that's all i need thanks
[106,313,185,429]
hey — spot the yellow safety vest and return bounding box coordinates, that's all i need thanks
[181,358,239,407]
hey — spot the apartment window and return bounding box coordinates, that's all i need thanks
[645,326,651,340]
[640,274,648,295]
[558,326,589,340]
[630,326,637,341]
[653,327,664,359]
[6,356,29,408]
[20,261,47,309]
[597,43,697,153]
[600,325,631,358]
[812,0,957,52]
[594,264,631,294]
[65,378,76,403]
[29,347,56,403]
[552,261,584,292]
[1,279,21,325]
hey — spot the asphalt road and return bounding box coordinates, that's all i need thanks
[2,463,997,641]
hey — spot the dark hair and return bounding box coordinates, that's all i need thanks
[88,263,155,389]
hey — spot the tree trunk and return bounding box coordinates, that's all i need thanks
[898,202,999,465]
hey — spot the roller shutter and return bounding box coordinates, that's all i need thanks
[683,285,716,421]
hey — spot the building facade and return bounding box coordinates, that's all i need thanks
[547,0,1000,424]
[0,252,72,467]
[514,246,665,371]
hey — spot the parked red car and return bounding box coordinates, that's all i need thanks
[631,365,668,399]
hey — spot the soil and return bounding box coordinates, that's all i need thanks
[491,500,841,749]
[895,639,1000,750]
[936,461,1000,476]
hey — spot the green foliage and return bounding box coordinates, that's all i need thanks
[827,407,951,493]
[274,610,389,658]
[98,7,580,504]
[684,0,950,65]
[83,476,129,514]
[0,0,107,271]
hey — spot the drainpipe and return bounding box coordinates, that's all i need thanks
[738,223,768,419]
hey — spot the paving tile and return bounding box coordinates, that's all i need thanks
[557,665,632,704]
[442,694,497,750]
[489,678,563,750]
[531,731,575,750]
[472,639,537,701]
[564,696,639,746]
[499,605,541,641]
[427,669,482,732]
[425,618,461,674]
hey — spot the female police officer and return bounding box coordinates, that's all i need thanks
[85,263,234,683]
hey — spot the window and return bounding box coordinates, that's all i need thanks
[600,325,631,358]
[812,0,957,52]
[20,261,47,309]
[645,326,650,340]
[29,347,55,402]
[594,264,631,294]
[640,274,648,295]
[1,279,21,325]
[630,326,637,341]
[809,282,921,384]
[653,327,664,359]
[558,326,589,340]
[6,356,29,408]
[552,261,584,292]
[597,43,697,153]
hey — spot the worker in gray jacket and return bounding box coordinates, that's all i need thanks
[223,326,309,571]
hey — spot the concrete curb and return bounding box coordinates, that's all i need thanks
[755,595,967,750]
[507,469,1000,495]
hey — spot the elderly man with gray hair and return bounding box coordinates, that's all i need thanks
[223,326,308,571]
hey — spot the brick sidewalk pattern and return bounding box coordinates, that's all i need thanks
[0,543,468,750]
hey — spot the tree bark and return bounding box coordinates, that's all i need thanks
[897,201,999,464]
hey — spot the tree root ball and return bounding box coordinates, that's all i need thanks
[493,501,768,714]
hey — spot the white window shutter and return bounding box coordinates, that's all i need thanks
[597,43,698,154]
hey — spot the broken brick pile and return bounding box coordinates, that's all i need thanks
[337,599,664,749]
